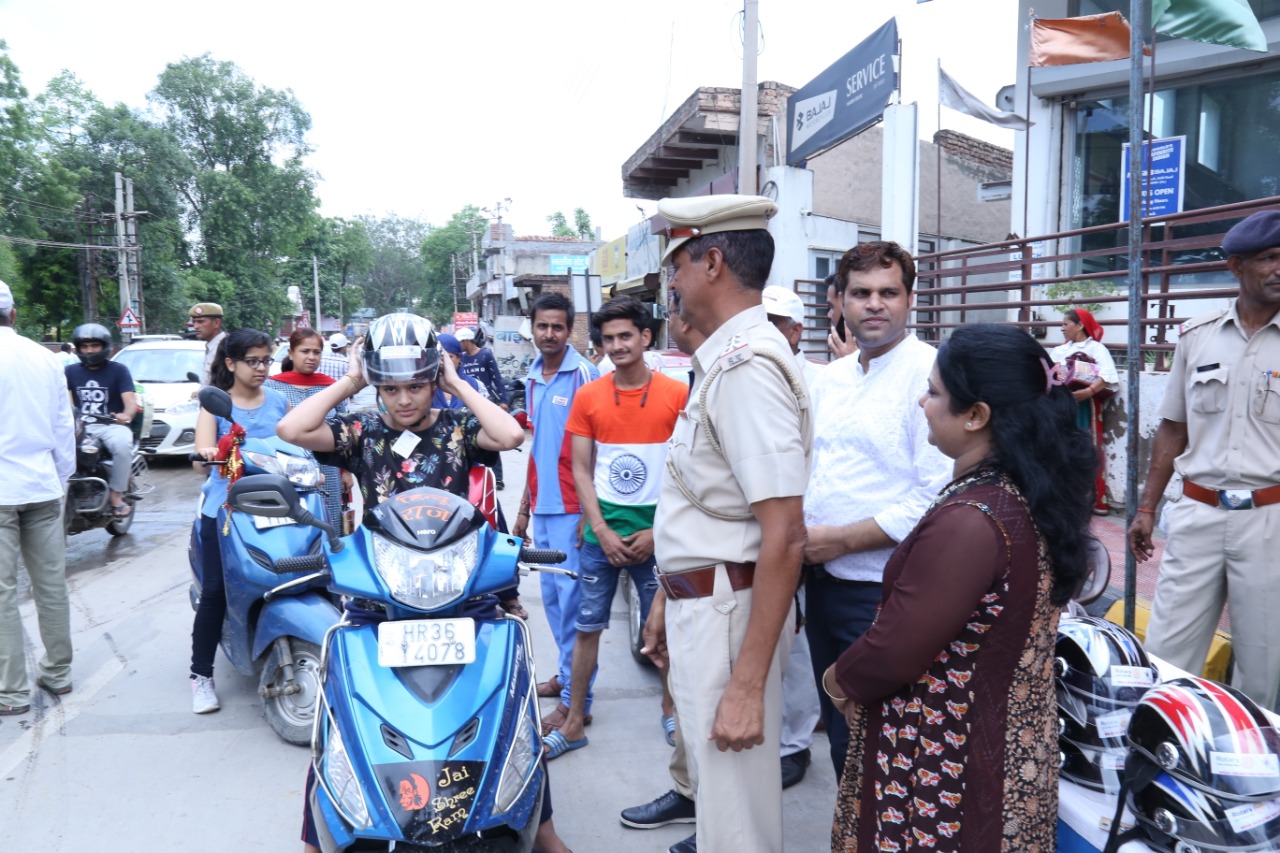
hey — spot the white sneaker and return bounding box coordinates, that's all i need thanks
[191,675,220,714]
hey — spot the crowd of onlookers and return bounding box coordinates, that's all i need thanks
[2,203,1278,853]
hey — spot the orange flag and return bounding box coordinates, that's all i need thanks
[1030,12,1149,67]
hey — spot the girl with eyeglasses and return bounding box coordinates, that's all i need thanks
[188,327,291,714]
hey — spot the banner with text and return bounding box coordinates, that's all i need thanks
[786,18,898,166]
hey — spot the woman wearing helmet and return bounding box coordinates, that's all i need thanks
[278,313,523,503]
[278,315,570,852]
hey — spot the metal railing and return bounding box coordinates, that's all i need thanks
[908,195,1280,365]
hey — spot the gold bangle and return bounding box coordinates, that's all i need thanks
[344,374,362,393]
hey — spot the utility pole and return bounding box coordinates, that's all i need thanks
[123,176,145,333]
[738,0,760,195]
[114,173,129,324]
[312,256,322,332]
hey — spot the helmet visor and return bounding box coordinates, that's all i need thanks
[1134,770,1280,852]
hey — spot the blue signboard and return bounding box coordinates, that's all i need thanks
[1120,136,1186,220]
[549,254,590,275]
[786,18,898,166]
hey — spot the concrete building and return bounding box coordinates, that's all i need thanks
[619,82,1015,357]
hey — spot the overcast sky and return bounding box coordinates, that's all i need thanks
[3,0,1019,238]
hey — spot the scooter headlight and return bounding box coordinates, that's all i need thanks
[243,450,322,488]
[372,531,480,610]
[320,708,370,829]
[494,699,539,813]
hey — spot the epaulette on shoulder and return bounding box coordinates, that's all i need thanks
[1179,308,1229,336]
[716,333,754,371]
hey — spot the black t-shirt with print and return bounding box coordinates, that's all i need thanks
[314,409,483,508]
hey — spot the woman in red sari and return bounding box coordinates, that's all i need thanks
[826,324,1095,852]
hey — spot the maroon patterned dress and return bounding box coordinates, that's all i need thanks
[831,468,1060,852]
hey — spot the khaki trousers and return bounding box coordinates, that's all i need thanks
[1147,499,1280,710]
[667,565,793,853]
[0,498,73,706]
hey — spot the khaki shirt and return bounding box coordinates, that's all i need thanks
[654,305,812,574]
[1159,300,1280,488]
[201,331,226,386]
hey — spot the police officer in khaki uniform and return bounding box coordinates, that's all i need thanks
[189,302,226,386]
[1130,209,1280,709]
[645,194,812,853]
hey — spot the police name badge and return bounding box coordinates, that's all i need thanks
[392,431,421,459]
[718,333,753,370]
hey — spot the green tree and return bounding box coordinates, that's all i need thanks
[546,211,574,238]
[353,214,432,318]
[421,205,487,322]
[149,54,318,328]
[573,207,594,239]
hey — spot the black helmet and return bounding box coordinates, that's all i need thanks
[1125,676,1280,852]
[361,313,439,386]
[1055,616,1158,791]
[71,323,114,366]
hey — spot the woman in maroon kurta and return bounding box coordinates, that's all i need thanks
[825,324,1096,852]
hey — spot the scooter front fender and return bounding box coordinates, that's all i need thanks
[252,592,341,660]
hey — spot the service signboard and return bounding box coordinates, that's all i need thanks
[786,18,898,166]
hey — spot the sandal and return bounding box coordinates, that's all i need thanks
[500,598,529,620]
[540,702,592,736]
[536,675,563,698]
[662,714,676,747]
[112,504,133,519]
[543,729,589,760]
[0,703,30,716]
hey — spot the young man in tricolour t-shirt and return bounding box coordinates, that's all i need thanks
[545,297,687,758]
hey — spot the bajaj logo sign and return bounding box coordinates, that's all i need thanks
[786,17,898,166]
[792,90,836,151]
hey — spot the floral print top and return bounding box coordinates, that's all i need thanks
[314,409,482,506]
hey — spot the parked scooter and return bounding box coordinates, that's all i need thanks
[66,411,150,537]
[188,386,342,745]
[225,473,569,852]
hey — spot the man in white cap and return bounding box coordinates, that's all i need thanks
[759,284,823,790]
[0,280,77,715]
[319,332,351,381]
[643,194,811,853]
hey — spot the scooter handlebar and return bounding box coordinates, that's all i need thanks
[275,554,328,574]
[519,547,567,565]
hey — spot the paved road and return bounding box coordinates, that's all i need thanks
[2,444,837,852]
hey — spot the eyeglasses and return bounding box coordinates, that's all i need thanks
[237,357,271,369]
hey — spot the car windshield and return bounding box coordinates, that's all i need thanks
[115,348,204,383]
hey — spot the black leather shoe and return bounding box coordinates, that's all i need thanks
[619,789,696,829]
[781,747,811,789]
[669,834,696,853]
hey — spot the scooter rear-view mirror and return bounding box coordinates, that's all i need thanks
[198,386,235,420]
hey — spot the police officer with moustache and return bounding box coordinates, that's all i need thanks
[1130,209,1280,709]
[644,195,811,853]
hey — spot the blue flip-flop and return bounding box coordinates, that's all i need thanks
[662,714,676,747]
[543,729,588,760]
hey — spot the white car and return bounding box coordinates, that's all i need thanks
[113,339,206,456]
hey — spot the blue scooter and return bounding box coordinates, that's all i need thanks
[225,473,568,852]
[189,387,342,745]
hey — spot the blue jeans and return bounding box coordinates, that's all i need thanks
[533,513,592,713]
[575,539,658,633]
[804,566,881,779]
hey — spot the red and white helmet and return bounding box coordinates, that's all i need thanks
[1125,676,1280,852]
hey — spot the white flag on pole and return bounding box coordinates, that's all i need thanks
[938,65,1031,130]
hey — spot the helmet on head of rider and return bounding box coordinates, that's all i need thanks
[361,314,440,387]
[71,323,115,367]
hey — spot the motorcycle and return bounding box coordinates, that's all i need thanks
[66,411,151,537]
[225,472,570,852]
[188,386,342,745]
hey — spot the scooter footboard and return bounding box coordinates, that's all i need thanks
[312,616,543,850]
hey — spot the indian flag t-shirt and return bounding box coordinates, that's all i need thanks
[565,371,688,545]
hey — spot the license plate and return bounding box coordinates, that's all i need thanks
[377,618,476,667]
[253,514,297,529]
